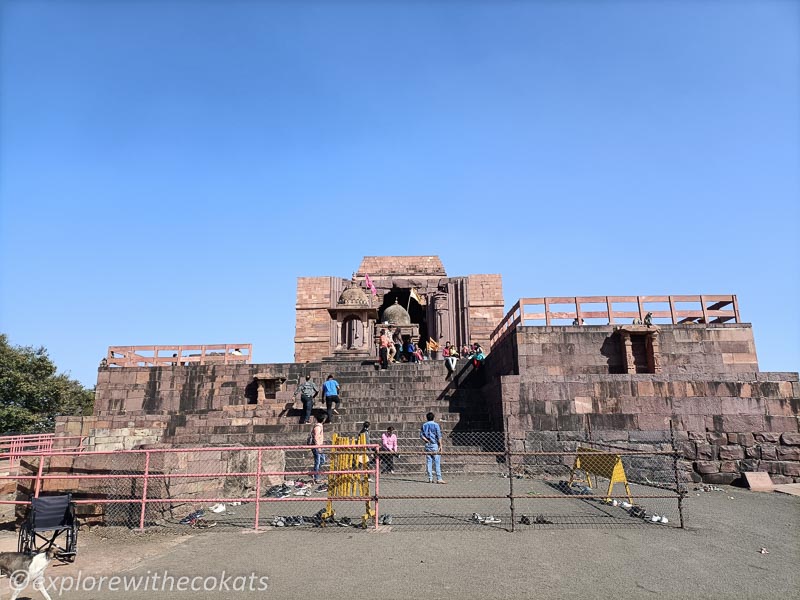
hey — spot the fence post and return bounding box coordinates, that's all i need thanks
[374,448,380,530]
[669,420,685,529]
[33,455,45,498]
[139,451,151,531]
[254,449,263,531]
[505,419,515,532]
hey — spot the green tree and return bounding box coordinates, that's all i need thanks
[0,334,94,434]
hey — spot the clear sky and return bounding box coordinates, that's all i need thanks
[1,0,798,387]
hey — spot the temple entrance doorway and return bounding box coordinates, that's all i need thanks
[379,289,429,350]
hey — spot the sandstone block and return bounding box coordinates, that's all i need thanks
[695,443,714,460]
[754,432,781,443]
[707,432,727,445]
[719,461,739,473]
[777,446,800,461]
[719,445,745,460]
[701,472,738,485]
[694,460,720,474]
[779,462,800,477]
[781,433,800,445]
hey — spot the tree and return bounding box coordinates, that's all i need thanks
[0,334,94,434]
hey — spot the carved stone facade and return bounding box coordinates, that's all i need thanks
[294,256,504,363]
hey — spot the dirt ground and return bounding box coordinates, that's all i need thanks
[0,485,798,600]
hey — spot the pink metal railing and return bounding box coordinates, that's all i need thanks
[490,294,740,347]
[0,434,86,475]
[106,344,253,367]
[0,444,381,531]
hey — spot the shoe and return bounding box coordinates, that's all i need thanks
[390,470,395,474]
[437,480,447,484]
[380,514,393,525]
[659,516,669,524]
[471,513,484,523]
[428,479,434,483]
[209,503,226,514]
[333,409,340,415]
[483,515,501,525]
[294,488,311,496]
[520,515,532,525]
[180,510,204,524]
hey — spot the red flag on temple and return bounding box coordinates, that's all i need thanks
[364,273,377,296]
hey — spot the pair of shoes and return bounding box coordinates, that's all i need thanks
[437,480,447,484]
[483,515,501,525]
[471,513,484,523]
[379,514,393,525]
[209,503,226,514]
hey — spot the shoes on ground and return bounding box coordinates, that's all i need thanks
[437,480,447,484]
[483,515,501,525]
[209,503,226,514]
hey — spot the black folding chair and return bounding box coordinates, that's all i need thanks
[18,494,78,562]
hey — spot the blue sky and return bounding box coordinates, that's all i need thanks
[1,0,798,387]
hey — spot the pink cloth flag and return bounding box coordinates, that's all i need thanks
[364,273,377,295]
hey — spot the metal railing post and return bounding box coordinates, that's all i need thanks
[254,449,263,530]
[505,420,515,532]
[374,448,380,530]
[669,421,685,529]
[33,454,46,498]
[139,451,151,531]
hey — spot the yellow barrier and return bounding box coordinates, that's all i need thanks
[319,433,375,527]
[569,447,633,503]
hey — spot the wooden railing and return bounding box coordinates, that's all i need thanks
[106,344,253,367]
[490,295,740,347]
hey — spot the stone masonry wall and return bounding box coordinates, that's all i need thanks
[294,277,333,362]
[515,323,758,376]
[488,325,800,483]
[467,274,505,349]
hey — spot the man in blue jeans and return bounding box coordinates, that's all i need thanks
[310,415,326,483]
[420,412,446,484]
[322,374,341,423]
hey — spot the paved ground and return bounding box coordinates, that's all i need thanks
[1,485,797,599]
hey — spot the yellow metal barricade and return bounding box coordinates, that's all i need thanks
[569,447,633,503]
[318,433,375,527]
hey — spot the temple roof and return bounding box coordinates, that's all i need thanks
[357,256,446,277]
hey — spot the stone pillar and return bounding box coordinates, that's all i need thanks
[621,332,636,374]
[649,330,662,373]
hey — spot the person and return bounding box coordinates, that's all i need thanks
[443,342,458,379]
[470,343,486,369]
[231,348,243,356]
[386,326,397,363]
[420,412,446,484]
[309,415,326,483]
[381,426,398,474]
[405,339,417,363]
[322,374,341,423]
[392,329,403,361]
[378,328,390,370]
[413,343,424,362]
[293,374,319,424]
[358,421,371,444]
[461,345,471,359]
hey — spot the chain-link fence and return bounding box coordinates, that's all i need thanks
[2,430,686,533]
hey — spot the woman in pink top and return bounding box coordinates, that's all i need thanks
[380,427,398,474]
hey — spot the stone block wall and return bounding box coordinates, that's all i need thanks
[294,277,334,363]
[467,274,505,349]
[513,324,758,376]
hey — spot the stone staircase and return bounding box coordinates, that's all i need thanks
[162,360,495,447]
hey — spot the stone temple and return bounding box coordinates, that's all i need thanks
[51,255,799,488]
